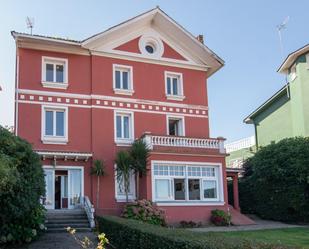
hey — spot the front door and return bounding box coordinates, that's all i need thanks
[43,167,83,209]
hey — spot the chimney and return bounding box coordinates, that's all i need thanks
[197,34,204,44]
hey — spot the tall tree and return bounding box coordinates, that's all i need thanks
[90,160,105,209]
[130,139,150,199]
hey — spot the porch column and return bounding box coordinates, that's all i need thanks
[232,174,240,211]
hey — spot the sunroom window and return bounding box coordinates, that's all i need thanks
[153,164,221,203]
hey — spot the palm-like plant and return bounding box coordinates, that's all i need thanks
[90,160,105,209]
[115,151,133,202]
[130,139,150,199]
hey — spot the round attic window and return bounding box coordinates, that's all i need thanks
[145,44,155,54]
[139,34,164,58]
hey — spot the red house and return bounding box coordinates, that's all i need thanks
[12,8,245,225]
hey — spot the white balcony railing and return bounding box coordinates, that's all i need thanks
[225,136,255,153]
[143,134,225,153]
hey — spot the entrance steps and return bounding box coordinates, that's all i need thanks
[45,209,92,233]
[229,206,256,225]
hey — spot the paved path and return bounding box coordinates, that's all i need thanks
[190,215,307,232]
[3,232,98,249]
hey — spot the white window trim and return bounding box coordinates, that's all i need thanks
[113,64,134,95]
[138,33,164,58]
[114,109,134,145]
[166,115,185,136]
[151,161,224,206]
[42,56,68,89]
[164,71,185,101]
[41,105,68,144]
[114,165,136,202]
[290,64,297,81]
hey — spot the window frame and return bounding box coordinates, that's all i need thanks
[164,71,185,101]
[151,161,223,205]
[41,56,68,89]
[41,105,68,144]
[113,64,134,95]
[166,115,185,136]
[114,110,134,145]
[114,165,136,202]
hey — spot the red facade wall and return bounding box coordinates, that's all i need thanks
[16,44,225,223]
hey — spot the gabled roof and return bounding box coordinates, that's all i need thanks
[12,7,224,77]
[278,43,309,73]
[244,84,289,124]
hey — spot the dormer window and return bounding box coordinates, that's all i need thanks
[113,64,134,95]
[290,64,297,81]
[165,71,185,101]
[42,57,68,89]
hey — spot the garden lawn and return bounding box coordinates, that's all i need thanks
[217,228,309,249]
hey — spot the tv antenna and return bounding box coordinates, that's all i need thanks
[26,17,34,35]
[277,16,290,98]
[277,16,289,59]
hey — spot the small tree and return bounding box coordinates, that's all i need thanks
[130,139,150,199]
[115,151,133,202]
[90,160,105,209]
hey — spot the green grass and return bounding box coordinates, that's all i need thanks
[217,228,309,249]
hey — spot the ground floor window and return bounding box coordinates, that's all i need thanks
[115,169,136,202]
[152,162,222,203]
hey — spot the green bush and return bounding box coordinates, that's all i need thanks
[211,209,231,226]
[0,126,46,243]
[122,199,166,226]
[97,216,291,249]
[239,137,309,222]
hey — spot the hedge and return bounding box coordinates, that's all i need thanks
[0,126,46,243]
[239,137,309,222]
[97,216,291,249]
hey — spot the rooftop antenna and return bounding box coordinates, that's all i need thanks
[277,16,290,98]
[26,17,34,35]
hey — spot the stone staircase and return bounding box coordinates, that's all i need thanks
[45,209,92,233]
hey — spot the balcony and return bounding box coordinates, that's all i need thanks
[142,133,226,154]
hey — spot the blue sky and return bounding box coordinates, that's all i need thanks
[0,0,307,142]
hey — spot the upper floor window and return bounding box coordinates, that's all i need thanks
[290,64,297,81]
[42,57,68,89]
[114,110,134,145]
[165,71,185,101]
[113,64,134,95]
[167,115,185,136]
[41,106,68,144]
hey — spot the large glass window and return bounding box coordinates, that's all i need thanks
[153,164,220,202]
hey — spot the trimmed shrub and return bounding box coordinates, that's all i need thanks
[239,137,309,222]
[122,199,166,226]
[0,127,46,243]
[97,216,291,249]
[211,209,231,226]
[179,220,202,228]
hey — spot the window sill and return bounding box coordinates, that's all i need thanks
[42,138,68,145]
[113,88,134,96]
[42,81,68,89]
[115,197,136,202]
[155,201,225,206]
[166,94,185,101]
[115,139,134,146]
